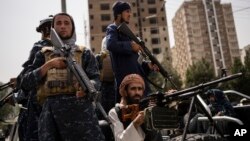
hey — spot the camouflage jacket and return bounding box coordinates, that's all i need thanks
[21,47,100,94]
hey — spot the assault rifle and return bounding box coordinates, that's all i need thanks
[0,91,15,107]
[0,81,14,91]
[117,22,177,89]
[0,81,15,107]
[50,28,110,123]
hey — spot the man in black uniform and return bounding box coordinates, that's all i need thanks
[21,13,105,141]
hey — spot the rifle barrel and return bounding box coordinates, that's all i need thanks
[0,82,13,90]
[165,73,242,99]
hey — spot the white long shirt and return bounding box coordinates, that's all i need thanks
[109,106,145,141]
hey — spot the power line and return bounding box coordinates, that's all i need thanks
[233,6,250,13]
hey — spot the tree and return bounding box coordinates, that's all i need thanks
[185,58,215,88]
[0,82,19,121]
[223,58,246,102]
[244,50,250,72]
[161,48,182,90]
[148,48,182,92]
[231,53,250,95]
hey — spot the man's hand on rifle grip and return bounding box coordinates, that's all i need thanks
[131,41,142,53]
[148,62,159,72]
[133,111,144,129]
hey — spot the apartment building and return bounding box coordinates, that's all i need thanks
[88,0,171,62]
[241,44,250,65]
[171,0,240,81]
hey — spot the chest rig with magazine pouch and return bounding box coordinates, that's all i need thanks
[37,45,85,104]
[100,51,114,82]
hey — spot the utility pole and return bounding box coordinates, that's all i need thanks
[136,0,142,38]
[61,0,67,13]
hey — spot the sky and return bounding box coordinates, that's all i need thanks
[0,0,249,83]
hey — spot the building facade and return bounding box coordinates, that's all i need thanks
[241,44,250,65]
[171,0,240,81]
[88,0,171,62]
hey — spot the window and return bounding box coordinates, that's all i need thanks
[132,2,136,7]
[151,38,160,44]
[148,0,156,4]
[90,15,94,20]
[148,8,157,14]
[100,3,110,10]
[89,4,93,9]
[102,25,107,32]
[150,28,158,34]
[101,14,110,21]
[152,48,161,54]
[227,27,235,32]
[149,17,157,24]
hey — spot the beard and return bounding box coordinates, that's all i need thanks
[120,17,129,24]
[60,35,71,40]
[127,94,142,104]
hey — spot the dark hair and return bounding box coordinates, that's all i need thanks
[52,13,75,38]
[112,1,131,20]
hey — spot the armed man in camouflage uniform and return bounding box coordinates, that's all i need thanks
[21,13,105,141]
[15,15,53,141]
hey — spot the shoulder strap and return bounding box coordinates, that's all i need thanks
[40,46,54,54]
[114,106,122,122]
[76,45,86,52]
[114,105,131,129]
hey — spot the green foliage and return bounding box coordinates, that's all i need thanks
[185,58,215,88]
[219,54,250,103]
[148,72,165,92]
[148,68,182,93]
[0,82,19,121]
[161,48,182,90]
[245,50,250,71]
[230,55,250,95]
[148,48,182,92]
[164,69,182,90]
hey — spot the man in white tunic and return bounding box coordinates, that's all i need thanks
[109,74,163,141]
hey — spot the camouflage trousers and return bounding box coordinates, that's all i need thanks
[25,94,42,141]
[18,108,28,141]
[17,91,42,141]
[38,95,105,141]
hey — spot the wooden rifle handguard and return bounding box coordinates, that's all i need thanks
[121,104,140,122]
